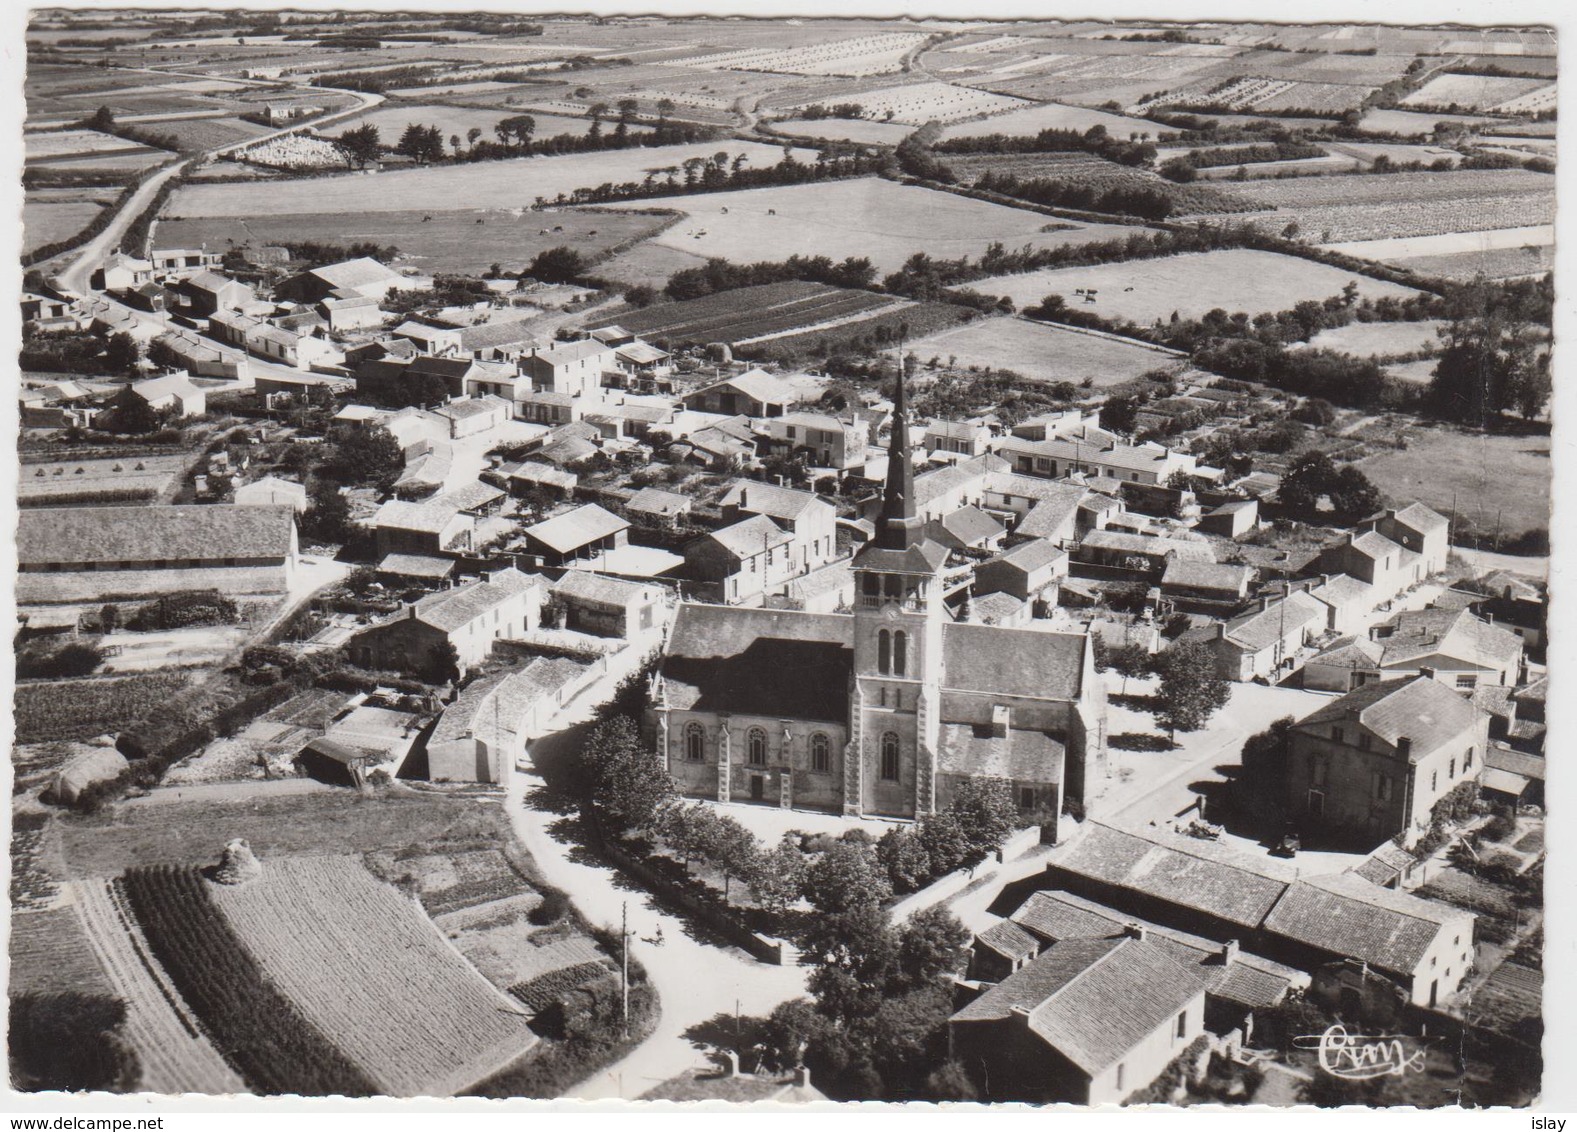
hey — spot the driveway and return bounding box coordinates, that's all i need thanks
[504,641,807,1100]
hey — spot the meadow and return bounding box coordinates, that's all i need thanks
[969,248,1420,324]
[908,315,1180,388]
[600,177,1141,274]
[154,207,676,277]
[328,103,646,142]
[164,140,818,217]
[938,100,1162,140]
[1298,319,1446,358]
[769,117,917,145]
[23,196,112,254]
[1358,426,1550,544]
[593,281,903,346]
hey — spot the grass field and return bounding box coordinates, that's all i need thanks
[970,248,1420,324]
[908,315,1180,388]
[1358,425,1550,543]
[208,855,539,1097]
[165,140,818,218]
[592,280,903,346]
[1355,108,1501,136]
[598,177,1140,274]
[595,238,710,287]
[1299,319,1446,358]
[329,104,647,143]
[769,117,917,144]
[24,129,146,161]
[23,197,109,253]
[140,115,270,151]
[155,207,676,277]
[1391,244,1555,281]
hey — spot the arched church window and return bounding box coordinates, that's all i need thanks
[880,732,900,781]
[685,722,705,762]
[878,629,891,675]
[810,733,830,773]
[893,631,907,677]
[747,727,768,766]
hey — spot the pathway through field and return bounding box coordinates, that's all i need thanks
[73,880,246,1095]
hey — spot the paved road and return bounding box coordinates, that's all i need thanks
[503,642,807,1101]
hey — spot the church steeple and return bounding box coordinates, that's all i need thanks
[875,357,925,551]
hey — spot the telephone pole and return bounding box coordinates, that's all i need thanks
[620,901,630,1038]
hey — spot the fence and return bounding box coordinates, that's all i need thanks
[889,824,1045,922]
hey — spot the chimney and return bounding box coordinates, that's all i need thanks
[792,1066,812,1089]
[1221,939,1240,964]
[719,1050,741,1078]
[738,486,748,509]
[990,704,1010,739]
[1125,923,1148,942]
[1216,622,1227,640]
[1396,736,1412,760]
[408,603,418,619]
[1320,574,1330,588]
[1418,666,1436,680]
[1009,1005,1034,1027]
[1259,595,1271,613]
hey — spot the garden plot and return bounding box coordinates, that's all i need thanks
[970,249,1420,324]
[602,177,1138,273]
[166,140,817,217]
[907,315,1180,388]
[1400,73,1556,113]
[1297,320,1447,358]
[783,80,1028,125]
[207,855,538,1098]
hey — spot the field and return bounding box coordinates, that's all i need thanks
[9,906,116,997]
[1187,169,1557,244]
[1358,425,1550,543]
[907,315,1181,388]
[1391,244,1555,281]
[1322,224,1554,263]
[591,280,905,346]
[14,671,192,745]
[1298,319,1446,358]
[1400,73,1555,113]
[24,128,148,161]
[154,206,676,277]
[945,151,1256,215]
[29,149,172,175]
[206,855,540,1097]
[661,30,928,76]
[783,79,1029,125]
[23,196,110,254]
[1139,76,1372,116]
[137,115,271,152]
[769,117,917,145]
[164,140,818,217]
[969,248,1421,324]
[596,177,1141,274]
[939,100,1163,140]
[328,104,646,142]
[1356,108,1501,136]
[596,240,710,288]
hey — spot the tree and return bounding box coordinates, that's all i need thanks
[803,902,897,1025]
[1102,393,1140,435]
[322,423,403,490]
[88,105,117,132]
[99,604,119,635]
[876,825,932,894]
[395,122,430,162]
[338,124,382,168]
[426,640,461,685]
[1430,314,1551,424]
[700,812,760,903]
[1279,449,1382,524]
[658,802,719,873]
[576,715,676,837]
[525,245,588,284]
[945,777,1019,868]
[466,126,482,150]
[1239,716,1294,813]
[925,1059,978,1101]
[894,906,970,990]
[916,810,972,877]
[803,840,891,916]
[499,114,536,151]
[301,482,352,544]
[656,97,675,123]
[746,834,807,915]
[1153,639,1231,742]
[103,331,140,375]
[1103,641,1152,693]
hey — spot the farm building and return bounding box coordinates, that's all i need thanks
[682,369,802,417]
[17,504,298,602]
[1318,503,1449,600]
[372,498,476,558]
[610,340,674,392]
[522,504,630,567]
[457,318,544,363]
[1075,530,1215,575]
[584,399,675,442]
[93,252,152,292]
[1181,590,1328,681]
[151,328,246,380]
[21,290,76,326]
[151,247,224,279]
[1159,561,1255,608]
[720,480,838,575]
[1303,573,1373,635]
[551,570,668,639]
[235,475,308,512]
[344,568,548,678]
[279,256,413,304]
[181,269,254,316]
[1313,607,1524,692]
[760,412,867,470]
[975,539,1069,603]
[433,394,512,438]
[319,292,385,332]
[1000,436,1217,486]
[376,552,457,589]
[1197,498,1260,538]
[427,659,591,784]
[391,320,465,356]
[949,935,1210,1106]
[497,461,578,500]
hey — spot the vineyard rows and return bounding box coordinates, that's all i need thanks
[785,80,1028,125]
[206,855,539,1098]
[1212,168,1556,209]
[74,879,246,1096]
[119,865,378,1097]
[947,152,1258,214]
[607,281,901,346]
[1400,73,1556,113]
[1231,193,1554,244]
[15,671,191,744]
[1134,75,1370,115]
[510,961,613,1013]
[662,32,927,77]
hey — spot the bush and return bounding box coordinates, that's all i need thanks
[529,888,571,926]
[126,590,239,631]
[16,640,103,679]
[8,992,140,1093]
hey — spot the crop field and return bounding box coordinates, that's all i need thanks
[1137,76,1372,116]
[139,115,270,151]
[1356,108,1501,136]
[908,315,1180,388]
[660,30,929,77]
[1400,73,1555,113]
[599,177,1141,273]
[155,206,675,277]
[205,855,539,1097]
[1299,319,1447,358]
[938,100,1163,140]
[1321,224,1554,263]
[1323,140,1464,167]
[946,151,1257,214]
[30,149,172,175]
[970,248,1420,324]
[591,280,903,346]
[1391,244,1555,281]
[784,79,1029,125]
[1187,169,1557,243]
[165,140,816,217]
[23,196,110,253]
[9,906,116,997]
[769,117,917,145]
[14,672,192,745]
[1358,425,1550,543]
[24,128,148,161]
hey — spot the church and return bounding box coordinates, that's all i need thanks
[647,368,1108,819]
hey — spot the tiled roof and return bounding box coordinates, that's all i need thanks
[1485,745,1544,780]
[976,919,1041,961]
[659,603,853,723]
[376,552,456,579]
[1309,573,1371,607]
[614,341,669,365]
[991,539,1067,574]
[1263,873,1470,978]
[1221,591,1327,651]
[525,504,628,554]
[626,486,691,516]
[1081,530,1215,563]
[409,567,544,633]
[705,514,793,559]
[721,479,826,520]
[1373,608,1523,670]
[690,368,797,406]
[1294,676,1483,758]
[309,256,403,290]
[936,722,1063,783]
[532,339,611,367]
[1015,494,1083,541]
[1161,560,1253,593]
[1391,502,1449,535]
[936,505,1005,546]
[552,569,651,609]
[1049,822,1289,930]
[1347,529,1407,561]
[434,395,511,422]
[1310,636,1385,669]
[941,623,1086,702]
[18,505,294,566]
[502,461,577,489]
[374,498,467,535]
[457,319,541,351]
